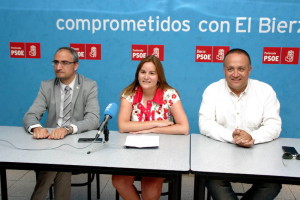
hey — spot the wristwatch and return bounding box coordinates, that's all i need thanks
[63,126,72,134]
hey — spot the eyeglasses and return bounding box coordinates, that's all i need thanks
[52,60,77,66]
[282,152,300,160]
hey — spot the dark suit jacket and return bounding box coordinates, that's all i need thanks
[23,73,100,133]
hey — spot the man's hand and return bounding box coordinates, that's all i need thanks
[32,127,50,139]
[48,127,69,140]
[232,129,255,148]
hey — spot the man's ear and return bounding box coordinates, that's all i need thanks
[74,62,79,71]
[249,65,252,72]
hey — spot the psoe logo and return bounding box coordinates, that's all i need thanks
[213,46,230,63]
[131,45,148,61]
[86,44,101,60]
[10,42,41,58]
[70,43,102,60]
[195,46,230,63]
[70,43,85,59]
[262,47,299,65]
[262,47,281,64]
[26,43,41,58]
[195,46,212,62]
[131,44,164,61]
[148,45,164,61]
[281,48,299,65]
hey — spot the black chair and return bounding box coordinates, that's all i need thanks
[35,171,100,200]
[115,176,173,200]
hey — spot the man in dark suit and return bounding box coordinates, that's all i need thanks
[23,47,100,200]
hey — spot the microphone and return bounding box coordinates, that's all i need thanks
[87,103,118,154]
[95,103,118,141]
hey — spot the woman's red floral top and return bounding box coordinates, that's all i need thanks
[123,86,180,122]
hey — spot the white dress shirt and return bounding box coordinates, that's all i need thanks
[57,79,78,133]
[199,79,281,144]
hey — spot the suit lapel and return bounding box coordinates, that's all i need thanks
[55,80,61,123]
[71,74,81,116]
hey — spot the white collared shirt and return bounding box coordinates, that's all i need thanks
[57,79,75,127]
[199,79,281,144]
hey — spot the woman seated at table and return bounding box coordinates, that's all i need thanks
[112,55,189,200]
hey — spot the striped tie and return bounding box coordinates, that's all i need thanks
[62,86,72,126]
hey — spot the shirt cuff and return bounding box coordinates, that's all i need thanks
[28,124,42,134]
[70,124,78,134]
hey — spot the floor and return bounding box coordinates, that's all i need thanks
[1,170,300,200]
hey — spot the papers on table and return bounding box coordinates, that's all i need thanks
[124,135,159,149]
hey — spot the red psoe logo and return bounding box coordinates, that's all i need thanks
[262,47,281,64]
[86,44,101,60]
[26,43,41,59]
[70,43,86,59]
[281,47,299,65]
[148,45,164,61]
[195,46,213,62]
[132,45,147,61]
[213,46,230,63]
[10,42,25,58]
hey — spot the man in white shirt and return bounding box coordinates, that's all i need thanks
[199,48,282,199]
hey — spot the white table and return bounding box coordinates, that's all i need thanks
[191,134,300,200]
[0,126,190,200]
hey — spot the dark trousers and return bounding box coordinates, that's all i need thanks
[206,179,282,200]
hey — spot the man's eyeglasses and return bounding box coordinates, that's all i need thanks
[52,60,77,66]
[282,152,300,160]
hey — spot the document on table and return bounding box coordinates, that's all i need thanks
[124,135,159,149]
